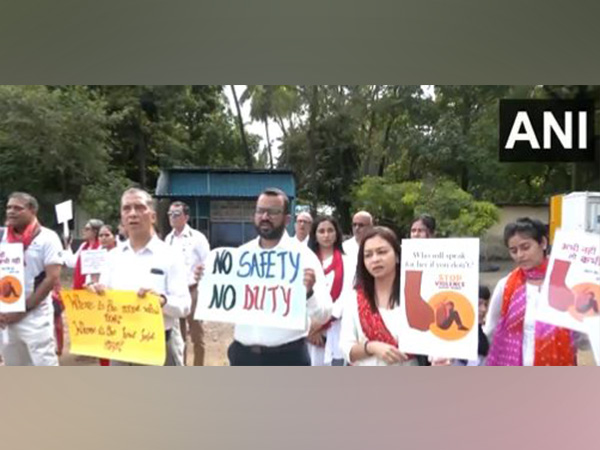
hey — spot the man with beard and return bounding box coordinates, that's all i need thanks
[227,188,332,365]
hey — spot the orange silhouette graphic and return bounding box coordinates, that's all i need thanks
[0,276,22,304]
[429,291,474,341]
[568,283,600,321]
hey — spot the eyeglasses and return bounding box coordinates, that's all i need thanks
[255,207,284,218]
[352,223,368,229]
[168,211,183,218]
[297,219,312,225]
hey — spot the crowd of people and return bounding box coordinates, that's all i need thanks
[0,187,592,366]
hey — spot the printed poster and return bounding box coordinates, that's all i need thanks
[537,229,600,333]
[0,243,26,313]
[399,238,480,361]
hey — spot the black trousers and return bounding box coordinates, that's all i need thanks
[228,339,311,366]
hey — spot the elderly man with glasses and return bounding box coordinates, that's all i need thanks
[165,201,210,366]
[294,212,313,246]
[342,211,374,260]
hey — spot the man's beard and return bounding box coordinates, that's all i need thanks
[255,221,286,241]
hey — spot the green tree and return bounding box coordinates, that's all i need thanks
[353,176,499,238]
[0,85,112,224]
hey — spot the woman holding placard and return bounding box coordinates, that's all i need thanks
[340,226,418,366]
[63,219,104,289]
[485,218,578,366]
[306,216,355,366]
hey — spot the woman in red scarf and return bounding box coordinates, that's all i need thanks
[63,219,104,289]
[339,226,417,366]
[97,224,116,367]
[306,216,354,366]
[485,217,581,366]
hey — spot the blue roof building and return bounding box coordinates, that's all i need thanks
[155,168,297,247]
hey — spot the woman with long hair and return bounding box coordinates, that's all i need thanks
[340,226,418,366]
[306,216,355,366]
[485,217,581,366]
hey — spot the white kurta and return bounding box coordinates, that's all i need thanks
[340,292,418,367]
[308,253,356,366]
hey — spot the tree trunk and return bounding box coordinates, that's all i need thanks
[138,135,147,190]
[307,86,320,213]
[230,85,253,168]
[264,119,274,169]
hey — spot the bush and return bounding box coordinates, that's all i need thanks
[353,177,499,238]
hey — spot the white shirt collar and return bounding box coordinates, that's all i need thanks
[247,230,296,250]
[121,234,162,255]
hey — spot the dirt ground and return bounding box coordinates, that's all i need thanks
[38,261,600,366]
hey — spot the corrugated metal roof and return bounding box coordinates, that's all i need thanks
[156,169,296,198]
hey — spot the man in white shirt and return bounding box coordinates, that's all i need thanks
[223,188,332,365]
[294,212,313,246]
[165,201,210,366]
[342,211,373,261]
[0,192,63,366]
[89,188,191,366]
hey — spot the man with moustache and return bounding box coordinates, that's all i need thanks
[198,188,332,366]
[165,201,210,366]
[0,192,63,366]
[294,211,313,246]
[88,188,191,366]
[342,211,374,268]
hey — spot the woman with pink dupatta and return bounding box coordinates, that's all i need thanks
[485,218,584,366]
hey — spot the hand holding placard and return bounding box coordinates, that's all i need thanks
[55,200,73,239]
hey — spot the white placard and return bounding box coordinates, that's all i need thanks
[399,238,480,361]
[195,247,307,330]
[55,200,73,224]
[0,243,26,313]
[537,229,600,333]
[80,249,108,275]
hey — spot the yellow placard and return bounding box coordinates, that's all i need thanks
[62,290,166,366]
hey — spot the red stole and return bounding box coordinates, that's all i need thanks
[357,288,398,347]
[316,249,345,334]
[7,218,41,250]
[321,249,344,302]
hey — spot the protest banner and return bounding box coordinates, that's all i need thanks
[55,200,73,238]
[81,249,108,275]
[0,243,26,313]
[399,238,480,361]
[195,247,306,330]
[537,229,600,333]
[62,290,165,366]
